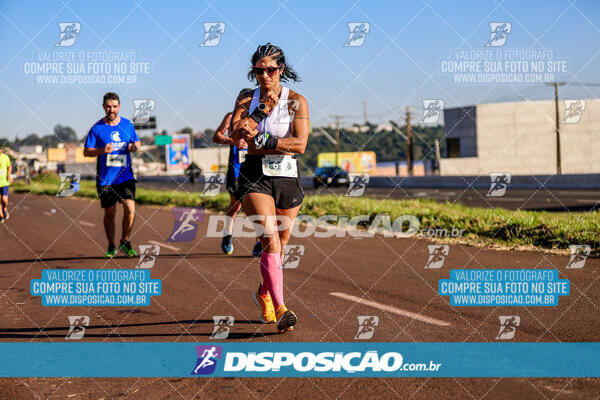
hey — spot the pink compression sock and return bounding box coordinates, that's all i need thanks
[260,252,284,308]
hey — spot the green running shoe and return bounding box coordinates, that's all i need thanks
[105,243,116,258]
[119,240,137,257]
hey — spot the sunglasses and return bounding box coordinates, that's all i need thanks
[252,65,281,76]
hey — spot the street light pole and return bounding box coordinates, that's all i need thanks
[546,82,565,175]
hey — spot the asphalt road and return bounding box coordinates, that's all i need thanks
[1,193,599,399]
[137,180,600,211]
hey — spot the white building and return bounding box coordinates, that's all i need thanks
[190,147,230,173]
[440,99,600,176]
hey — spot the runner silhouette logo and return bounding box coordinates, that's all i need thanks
[202,173,225,196]
[168,207,204,242]
[136,244,160,269]
[65,316,89,340]
[132,99,155,123]
[496,316,520,340]
[420,100,444,124]
[561,100,586,124]
[210,316,234,340]
[485,22,511,47]
[425,244,449,269]
[354,316,379,340]
[57,173,80,197]
[566,245,590,269]
[282,245,305,269]
[346,173,369,197]
[487,172,511,197]
[191,345,222,375]
[56,23,80,47]
[345,23,370,47]
[200,23,225,47]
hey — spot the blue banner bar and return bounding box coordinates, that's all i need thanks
[0,343,598,377]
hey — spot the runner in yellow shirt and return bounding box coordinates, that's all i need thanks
[0,146,13,223]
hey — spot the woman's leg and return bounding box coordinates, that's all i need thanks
[276,205,302,261]
[242,193,283,306]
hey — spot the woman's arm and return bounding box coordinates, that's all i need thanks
[230,92,255,142]
[231,89,279,143]
[274,94,309,154]
[212,113,234,145]
[246,93,309,155]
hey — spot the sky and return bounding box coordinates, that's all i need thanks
[0,0,599,141]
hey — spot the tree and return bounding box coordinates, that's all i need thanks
[53,125,78,143]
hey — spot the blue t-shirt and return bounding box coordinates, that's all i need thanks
[85,117,140,186]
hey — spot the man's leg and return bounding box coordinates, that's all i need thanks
[121,199,135,241]
[103,205,117,246]
[0,195,6,219]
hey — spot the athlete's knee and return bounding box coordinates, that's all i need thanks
[122,200,135,215]
[262,234,281,253]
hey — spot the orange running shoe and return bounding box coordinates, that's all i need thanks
[253,284,276,323]
[275,305,297,333]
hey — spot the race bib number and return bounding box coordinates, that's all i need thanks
[262,155,297,178]
[106,154,127,167]
[238,149,247,164]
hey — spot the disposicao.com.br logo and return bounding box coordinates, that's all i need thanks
[192,348,441,376]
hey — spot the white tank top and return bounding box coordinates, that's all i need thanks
[248,86,292,139]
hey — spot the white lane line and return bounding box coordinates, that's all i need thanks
[330,292,451,327]
[148,240,180,251]
[576,199,599,203]
[79,220,95,227]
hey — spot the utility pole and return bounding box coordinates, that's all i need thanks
[333,115,342,168]
[363,101,367,125]
[406,106,413,176]
[553,82,561,175]
[546,82,565,175]
[434,139,441,175]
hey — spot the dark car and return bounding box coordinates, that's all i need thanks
[313,166,349,188]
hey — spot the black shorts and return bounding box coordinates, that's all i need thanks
[237,155,304,210]
[97,179,136,208]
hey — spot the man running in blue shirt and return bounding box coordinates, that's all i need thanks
[84,92,141,258]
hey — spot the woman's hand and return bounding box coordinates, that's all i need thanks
[234,119,259,142]
[234,138,248,149]
[260,89,279,111]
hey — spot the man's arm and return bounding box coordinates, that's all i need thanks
[212,113,234,145]
[84,142,113,157]
[7,162,13,184]
[127,125,142,153]
[83,126,107,157]
[127,141,141,153]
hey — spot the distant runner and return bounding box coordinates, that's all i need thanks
[0,145,13,223]
[84,92,141,258]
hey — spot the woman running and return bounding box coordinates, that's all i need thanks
[212,105,262,257]
[231,43,309,333]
